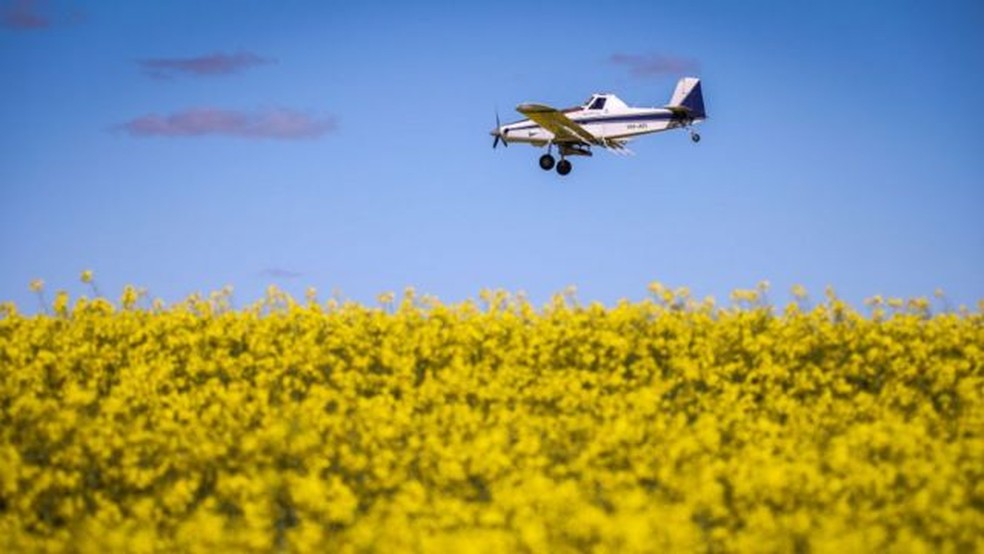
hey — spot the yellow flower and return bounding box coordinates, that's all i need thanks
[647,281,665,296]
[53,290,69,316]
[0,283,980,552]
[29,278,44,292]
[730,288,759,304]
[80,269,94,284]
[864,295,884,307]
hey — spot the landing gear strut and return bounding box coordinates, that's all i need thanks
[539,144,574,175]
[556,159,572,176]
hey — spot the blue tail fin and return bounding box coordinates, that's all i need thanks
[667,77,705,118]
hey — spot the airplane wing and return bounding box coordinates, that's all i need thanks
[516,103,598,145]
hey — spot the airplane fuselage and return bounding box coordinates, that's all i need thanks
[501,105,694,147]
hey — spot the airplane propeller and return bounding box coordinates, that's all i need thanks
[492,111,508,149]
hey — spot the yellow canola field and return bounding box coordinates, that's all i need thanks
[0,285,982,553]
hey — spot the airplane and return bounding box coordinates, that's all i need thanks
[490,77,706,175]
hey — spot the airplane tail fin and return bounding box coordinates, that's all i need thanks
[666,77,705,119]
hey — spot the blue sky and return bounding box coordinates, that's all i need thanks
[2,0,982,311]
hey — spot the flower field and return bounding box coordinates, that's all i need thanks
[1,284,982,552]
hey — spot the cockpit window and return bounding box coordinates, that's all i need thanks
[588,97,606,110]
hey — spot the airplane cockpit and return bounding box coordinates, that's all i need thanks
[585,95,607,110]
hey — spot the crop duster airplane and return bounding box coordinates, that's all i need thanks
[490,77,705,175]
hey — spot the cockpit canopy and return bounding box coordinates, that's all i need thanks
[583,93,628,112]
[586,96,607,110]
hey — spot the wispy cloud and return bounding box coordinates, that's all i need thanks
[117,107,337,140]
[1,0,50,29]
[260,268,302,279]
[137,51,275,79]
[609,53,700,78]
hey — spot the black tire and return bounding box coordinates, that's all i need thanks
[691,133,701,143]
[556,159,572,176]
[539,154,556,171]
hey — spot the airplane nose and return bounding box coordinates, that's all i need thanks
[491,111,508,148]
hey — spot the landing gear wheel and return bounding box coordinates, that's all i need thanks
[691,132,701,143]
[539,154,556,171]
[556,159,572,176]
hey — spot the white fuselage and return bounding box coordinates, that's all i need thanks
[500,95,700,147]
